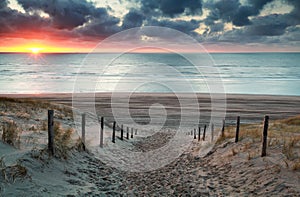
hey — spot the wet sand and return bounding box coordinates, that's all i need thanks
[1,93,299,125]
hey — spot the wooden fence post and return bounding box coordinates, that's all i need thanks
[121,124,124,140]
[82,113,86,151]
[126,127,129,139]
[100,117,104,148]
[261,115,269,157]
[211,123,214,142]
[112,121,116,143]
[48,110,54,155]
[221,119,225,137]
[202,125,206,141]
[131,128,133,138]
[235,116,240,143]
[135,129,137,135]
[198,126,201,141]
[194,128,197,139]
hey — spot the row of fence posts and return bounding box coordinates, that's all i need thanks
[47,109,269,157]
[189,115,269,157]
[190,124,209,142]
[47,110,139,155]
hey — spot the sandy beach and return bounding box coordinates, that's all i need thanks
[0,93,299,196]
[2,93,300,123]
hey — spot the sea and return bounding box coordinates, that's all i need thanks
[0,52,299,96]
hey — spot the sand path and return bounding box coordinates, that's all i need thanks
[69,132,299,196]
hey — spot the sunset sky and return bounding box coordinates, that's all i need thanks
[1,0,300,53]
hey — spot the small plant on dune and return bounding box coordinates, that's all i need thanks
[216,134,227,144]
[231,148,238,156]
[246,150,258,160]
[30,148,50,164]
[0,160,28,183]
[1,121,21,148]
[292,159,300,171]
[282,138,296,160]
[40,120,47,131]
[280,115,300,125]
[73,137,86,152]
[247,152,251,160]
[53,122,74,159]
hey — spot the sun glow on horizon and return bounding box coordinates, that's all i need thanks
[29,47,43,54]
[0,43,92,53]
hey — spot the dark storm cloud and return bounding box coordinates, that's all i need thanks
[285,0,300,24]
[0,0,121,40]
[18,0,104,30]
[122,9,145,29]
[215,12,300,44]
[146,19,200,35]
[75,8,121,38]
[204,0,276,30]
[209,22,224,33]
[0,0,50,35]
[136,0,203,17]
[283,26,300,41]
[0,0,299,47]
[75,6,121,38]
[246,14,290,36]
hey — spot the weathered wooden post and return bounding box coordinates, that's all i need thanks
[235,116,240,143]
[198,126,201,141]
[202,125,206,141]
[221,119,225,138]
[112,121,116,143]
[131,128,133,138]
[120,124,124,140]
[100,117,104,148]
[82,113,86,151]
[211,123,214,142]
[194,128,197,139]
[135,128,137,135]
[48,110,54,155]
[126,127,129,139]
[261,115,269,157]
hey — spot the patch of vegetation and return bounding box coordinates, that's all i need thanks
[280,115,300,125]
[73,137,86,152]
[53,122,75,159]
[0,159,28,183]
[1,121,21,148]
[217,115,300,170]
[292,159,300,171]
[282,137,300,160]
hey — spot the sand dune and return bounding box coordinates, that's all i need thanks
[0,94,299,196]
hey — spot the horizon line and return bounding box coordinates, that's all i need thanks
[1,51,300,55]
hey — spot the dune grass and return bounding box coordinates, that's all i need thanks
[1,121,21,148]
[0,158,28,183]
[218,115,300,170]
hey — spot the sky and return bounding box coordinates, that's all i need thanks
[0,0,299,53]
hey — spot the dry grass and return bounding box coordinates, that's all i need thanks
[0,159,28,183]
[280,115,300,125]
[218,115,300,170]
[282,136,300,160]
[231,148,238,156]
[0,97,73,120]
[53,122,75,159]
[73,137,86,152]
[292,159,300,171]
[1,121,21,148]
[40,120,47,131]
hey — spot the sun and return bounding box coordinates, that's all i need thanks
[29,47,43,54]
